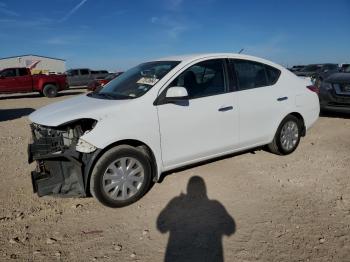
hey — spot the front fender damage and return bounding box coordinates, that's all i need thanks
[28,120,100,197]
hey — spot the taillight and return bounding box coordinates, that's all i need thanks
[307,85,319,94]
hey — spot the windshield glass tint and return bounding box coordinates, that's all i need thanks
[96,61,180,99]
[302,65,320,71]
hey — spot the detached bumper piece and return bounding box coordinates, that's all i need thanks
[29,150,85,197]
[28,124,93,198]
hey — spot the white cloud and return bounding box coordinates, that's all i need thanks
[166,0,184,11]
[151,16,159,24]
[150,15,189,39]
[59,0,88,22]
[0,2,19,17]
[46,36,81,45]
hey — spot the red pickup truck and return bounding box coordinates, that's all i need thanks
[0,67,68,97]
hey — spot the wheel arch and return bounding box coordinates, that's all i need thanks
[84,139,159,195]
[289,112,306,136]
[41,82,58,89]
[270,112,306,143]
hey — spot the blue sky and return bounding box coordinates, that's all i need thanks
[0,0,349,71]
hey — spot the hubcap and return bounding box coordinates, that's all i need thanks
[102,157,144,201]
[280,121,299,151]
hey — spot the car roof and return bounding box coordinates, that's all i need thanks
[156,53,285,70]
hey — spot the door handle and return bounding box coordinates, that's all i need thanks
[218,106,233,112]
[277,96,288,101]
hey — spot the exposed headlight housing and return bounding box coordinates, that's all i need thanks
[76,138,97,153]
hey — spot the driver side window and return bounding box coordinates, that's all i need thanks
[170,59,226,99]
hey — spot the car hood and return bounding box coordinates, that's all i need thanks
[326,73,350,83]
[29,94,130,126]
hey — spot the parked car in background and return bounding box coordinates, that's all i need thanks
[0,67,67,97]
[66,68,109,87]
[288,65,305,73]
[87,72,124,91]
[340,64,350,72]
[294,64,339,87]
[28,53,319,207]
[319,71,350,113]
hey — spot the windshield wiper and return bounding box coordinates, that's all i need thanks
[88,92,134,100]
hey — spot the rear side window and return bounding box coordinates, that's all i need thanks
[265,65,281,85]
[80,69,90,75]
[18,68,29,76]
[232,60,280,90]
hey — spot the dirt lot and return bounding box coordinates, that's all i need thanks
[0,89,349,262]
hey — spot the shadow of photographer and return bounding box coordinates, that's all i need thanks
[157,176,236,262]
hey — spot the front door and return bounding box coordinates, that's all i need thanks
[157,59,239,170]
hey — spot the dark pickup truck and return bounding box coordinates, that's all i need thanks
[0,67,68,97]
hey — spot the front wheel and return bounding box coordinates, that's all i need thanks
[268,115,302,155]
[90,145,152,208]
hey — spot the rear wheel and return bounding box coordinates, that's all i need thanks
[43,84,58,98]
[90,145,152,208]
[268,115,302,155]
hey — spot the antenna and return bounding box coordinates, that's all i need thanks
[238,48,244,54]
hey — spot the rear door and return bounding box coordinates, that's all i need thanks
[230,59,284,148]
[15,68,32,91]
[78,69,92,86]
[67,69,80,86]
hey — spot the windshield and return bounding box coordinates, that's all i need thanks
[88,61,180,99]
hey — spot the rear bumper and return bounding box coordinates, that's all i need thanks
[319,87,350,112]
[320,104,350,113]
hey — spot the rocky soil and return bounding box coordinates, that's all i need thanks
[0,89,349,261]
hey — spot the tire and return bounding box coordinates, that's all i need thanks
[268,115,302,155]
[90,145,152,208]
[42,84,58,98]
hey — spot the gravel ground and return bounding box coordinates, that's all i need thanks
[0,89,349,262]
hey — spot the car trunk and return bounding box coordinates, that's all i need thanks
[324,74,350,107]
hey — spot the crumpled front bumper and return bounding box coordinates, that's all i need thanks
[28,125,100,198]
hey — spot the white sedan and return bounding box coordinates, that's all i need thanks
[28,53,320,207]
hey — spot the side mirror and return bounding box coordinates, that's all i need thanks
[165,86,188,100]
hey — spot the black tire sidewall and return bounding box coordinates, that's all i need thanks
[43,84,58,98]
[276,115,302,155]
[91,147,152,208]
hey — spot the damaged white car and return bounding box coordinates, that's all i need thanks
[28,53,320,207]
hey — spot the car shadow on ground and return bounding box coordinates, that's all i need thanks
[157,176,236,262]
[0,91,85,100]
[158,148,262,183]
[320,111,350,119]
[0,108,35,122]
